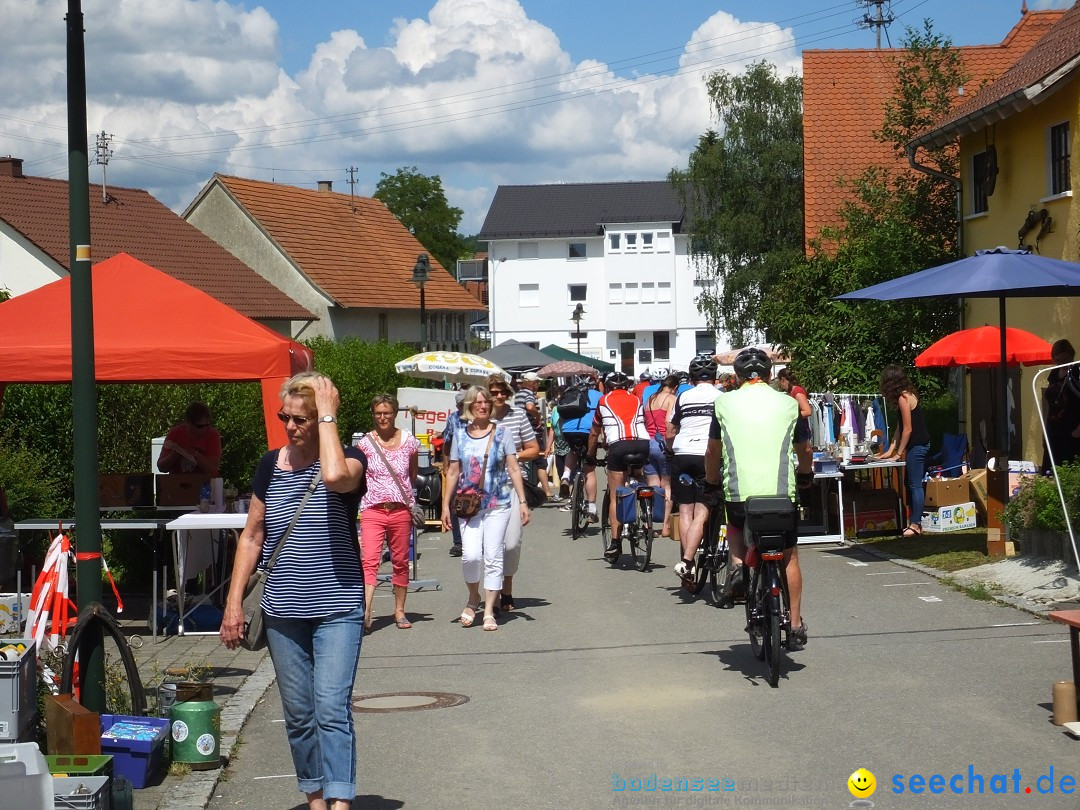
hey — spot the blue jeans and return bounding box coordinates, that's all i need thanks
[905,443,930,527]
[266,605,364,801]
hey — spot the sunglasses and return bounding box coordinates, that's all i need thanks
[277,412,312,426]
[491,389,511,397]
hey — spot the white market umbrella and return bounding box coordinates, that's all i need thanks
[395,350,510,384]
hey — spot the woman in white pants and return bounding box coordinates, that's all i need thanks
[441,386,531,630]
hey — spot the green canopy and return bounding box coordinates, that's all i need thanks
[540,344,615,373]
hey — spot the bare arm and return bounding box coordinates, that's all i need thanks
[505,454,532,527]
[705,438,723,485]
[313,376,366,492]
[220,495,267,649]
[441,460,461,532]
[881,393,913,459]
[794,391,812,419]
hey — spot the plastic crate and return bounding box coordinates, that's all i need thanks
[0,741,53,810]
[99,714,168,790]
[46,754,113,779]
[0,638,36,740]
[53,775,111,810]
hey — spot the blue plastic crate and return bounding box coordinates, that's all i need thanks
[100,714,168,789]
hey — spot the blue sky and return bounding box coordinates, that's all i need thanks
[0,0,1071,233]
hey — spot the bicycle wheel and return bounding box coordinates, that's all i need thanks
[746,568,765,661]
[705,525,729,606]
[764,586,782,688]
[570,474,585,539]
[600,490,617,563]
[632,495,653,572]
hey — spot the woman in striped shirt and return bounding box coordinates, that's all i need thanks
[221,372,367,810]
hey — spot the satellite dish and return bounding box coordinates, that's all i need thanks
[982,144,999,197]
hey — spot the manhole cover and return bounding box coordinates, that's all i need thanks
[352,691,469,713]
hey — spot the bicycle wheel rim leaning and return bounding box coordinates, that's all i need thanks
[601,490,617,564]
[633,497,653,572]
[705,533,728,607]
[765,593,781,687]
[570,476,584,539]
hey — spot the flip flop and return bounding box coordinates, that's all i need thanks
[394,615,412,629]
[901,525,922,538]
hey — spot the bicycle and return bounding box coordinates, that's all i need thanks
[598,454,658,572]
[740,496,797,687]
[676,473,729,605]
[566,436,595,540]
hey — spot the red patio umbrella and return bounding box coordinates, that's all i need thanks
[914,325,1052,368]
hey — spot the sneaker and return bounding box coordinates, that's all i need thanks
[789,621,808,648]
[448,545,463,557]
[559,482,570,499]
[559,503,573,512]
[587,512,599,524]
[674,559,696,589]
[604,541,622,562]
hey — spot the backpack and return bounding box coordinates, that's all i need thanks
[557,384,590,420]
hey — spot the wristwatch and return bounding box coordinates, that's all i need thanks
[319,415,337,424]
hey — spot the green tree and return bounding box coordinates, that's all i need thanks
[669,61,804,346]
[759,22,967,396]
[375,166,470,276]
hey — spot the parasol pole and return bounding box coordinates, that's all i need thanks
[999,297,1009,460]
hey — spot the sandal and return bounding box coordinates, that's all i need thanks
[500,593,515,611]
[901,524,922,538]
[483,614,498,631]
[394,615,412,629]
[459,603,480,627]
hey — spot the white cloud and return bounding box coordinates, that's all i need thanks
[0,0,800,231]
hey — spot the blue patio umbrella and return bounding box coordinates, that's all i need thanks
[836,247,1080,458]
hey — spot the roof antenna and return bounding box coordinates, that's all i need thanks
[855,0,895,49]
[346,165,359,213]
[93,130,113,203]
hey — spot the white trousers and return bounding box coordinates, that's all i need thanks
[502,489,525,578]
[459,504,511,591]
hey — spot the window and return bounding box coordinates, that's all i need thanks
[641,233,654,252]
[519,283,539,307]
[378,313,388,341]
[569,284,587,302]
[618,333,636,340]
[653,331,670,361]
[609,283,623,304]
[695,331,716,355]
[638,349,652,363]
[570,331,587,340]
[1051,122,1071,196]
[657,282,672,303]
[625,282,639,303]
[625,233,638,252]
[972,151,990,214]
[641,282,656,303]
[608,233,621,251]
[518,241,538,259]
[656,231,671,252]
[525,342,540,350]
[568,242,586,259]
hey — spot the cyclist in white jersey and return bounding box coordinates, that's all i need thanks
[667,354,722,586]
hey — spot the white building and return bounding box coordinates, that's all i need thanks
[478,181,726,376]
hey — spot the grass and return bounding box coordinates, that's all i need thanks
[858,528,1004,573]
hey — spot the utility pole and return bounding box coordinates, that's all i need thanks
[855,0,895,49]
[346,165,358,213]
[94,130,112,204]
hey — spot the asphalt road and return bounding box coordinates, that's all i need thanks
[208,490,1080,810]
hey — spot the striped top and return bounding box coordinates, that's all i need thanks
[252,447,366,618]
[493,405,535,452]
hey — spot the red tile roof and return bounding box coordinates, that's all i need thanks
[915,3,1080,147]
[803,8,1065,248]
[209,175,484,312]
[0,170,313,320]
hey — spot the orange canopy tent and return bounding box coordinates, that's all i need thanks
[0,252,311,445]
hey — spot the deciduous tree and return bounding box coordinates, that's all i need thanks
[375,166,470,277]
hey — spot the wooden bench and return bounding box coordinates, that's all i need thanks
[1048,610,1080,718]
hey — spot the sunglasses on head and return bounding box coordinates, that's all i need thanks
[277,412,311,426]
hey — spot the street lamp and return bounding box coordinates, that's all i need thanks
[410,253,430,350]
[571,302,585,355]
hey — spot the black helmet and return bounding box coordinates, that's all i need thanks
[688,353,718,382]
[604,370,631,389]
[734,347,772,381]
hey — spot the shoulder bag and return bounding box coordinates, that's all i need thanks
[367,432,426,529]
[453,427,496,519]
[241,466,322,651]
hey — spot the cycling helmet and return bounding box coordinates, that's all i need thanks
[677,371,690,386]
[604,370,632,389]
[571,373,595,388]
[650,367,669,383]
[733,347,772,381]
[688,353,718,382]
[639,371,650,382]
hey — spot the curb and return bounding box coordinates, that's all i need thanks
[843,540,1060,618]
[157,654,276,810]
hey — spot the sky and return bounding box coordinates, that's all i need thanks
[0,0,1073,233]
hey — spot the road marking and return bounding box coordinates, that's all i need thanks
[847,561,869,567]
[882,582,932,587]
[992,622,1040,627]
[253,774,294,780]
[1033,639,1070,644]
[918,596,943,602]
[867,571,921,575]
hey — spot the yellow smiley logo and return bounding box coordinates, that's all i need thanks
[848,768,876,798]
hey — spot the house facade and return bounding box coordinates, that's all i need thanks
[910,2,1080,462]
[0,158,313,331]
[184,175,483,346]
[478,182,723,377]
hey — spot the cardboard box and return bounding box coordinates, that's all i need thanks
[843,508,899,539]
[921,502,978,533]
[155,473,210,507]
[969,468,1036,521]
[97,473,154,508]
[0,594,26,634]
[924,475,969,509]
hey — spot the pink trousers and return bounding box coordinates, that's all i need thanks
[360,506,412,588]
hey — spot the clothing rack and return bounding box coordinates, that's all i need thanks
[807,392,889,450]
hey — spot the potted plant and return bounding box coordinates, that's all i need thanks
[1003,462,1080,563]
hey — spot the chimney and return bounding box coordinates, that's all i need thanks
[318,180,333,192]
[0,157,24,178]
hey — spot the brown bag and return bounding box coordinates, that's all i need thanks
[453,490,482,518]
